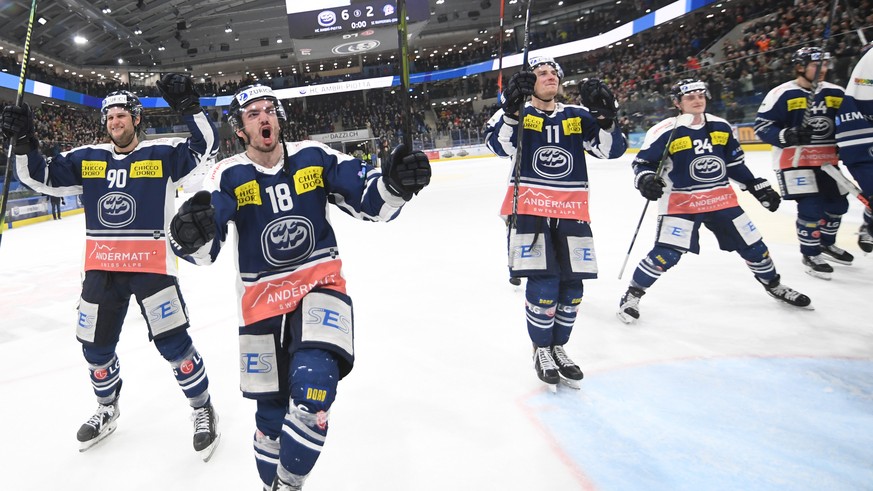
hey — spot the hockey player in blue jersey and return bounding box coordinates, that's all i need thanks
[617,78,811,324]
[0,74,221,459]
[484,56,627,390]
[755,47,854,279]
[835,42,873,253]
[166,84,430,491]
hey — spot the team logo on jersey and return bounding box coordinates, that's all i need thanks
[688,156,726,182]
[807,116,834,139]
[262,216,315,266]
[532,146,573,179]
[97,192,136,228]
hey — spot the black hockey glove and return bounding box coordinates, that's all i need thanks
[169,191,215,255]
[501,71,536,116]
[156,73,202,115]
[778,126,813,147]
[636,172,665,201]
[0,103,37,154]
[747,177,781,212]
[382,144,431,201]
[579,78,618,130]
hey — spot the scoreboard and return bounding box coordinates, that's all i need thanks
[286,0,431,36]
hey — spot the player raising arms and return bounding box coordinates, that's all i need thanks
[166,84,430,490]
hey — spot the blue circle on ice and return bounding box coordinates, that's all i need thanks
[524,358,873,491]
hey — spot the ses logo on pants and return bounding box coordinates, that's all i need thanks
[240,353,274,373]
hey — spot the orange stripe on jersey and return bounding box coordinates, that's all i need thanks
[667,187,739,214]
[240,260,347,326]
[500,186,590,221]
[777,145,838,169]
[84,238,168,274]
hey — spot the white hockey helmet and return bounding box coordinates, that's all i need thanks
[528,55,564,79]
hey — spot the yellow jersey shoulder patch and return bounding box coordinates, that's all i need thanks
[294,166,324,195]
[562,117,582,135]
[786,97,807,112]
[669,136,692,154]
[710,131,729,146]
[523,114,544,132]
[234,180,262,208]
[81,160,107,179]
[130,160,163,178]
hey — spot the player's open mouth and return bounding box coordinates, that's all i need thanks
[261,126,272,143]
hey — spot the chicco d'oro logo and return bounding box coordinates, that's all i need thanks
[261,216,315,266]
[97,192,136,228]
[532,146,573,179]
[688,155,725,183]
[331,40,381,55]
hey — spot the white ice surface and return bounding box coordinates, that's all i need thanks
[0,151,869,490]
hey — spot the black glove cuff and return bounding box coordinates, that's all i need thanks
[14,134,37,155]
[634,171,655,190]
[778,128,788,146]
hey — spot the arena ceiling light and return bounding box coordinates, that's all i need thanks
[74,35,88,45]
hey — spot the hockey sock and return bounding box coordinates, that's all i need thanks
[552,281,583,346]
[170,346,210,408]
[819,212,842,247]
[631,246,681,289]
[83,348,121,404]
[738,241,777,283]
[795,213,822,256]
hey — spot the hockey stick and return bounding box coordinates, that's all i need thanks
[0,0,38,247]
[496,0,506,97]
[396,0,413,149]
[509,0,533,231]
[821,163,870,207]
[842,0,868,45]
[617,113,694,280]
[791,0,838,168]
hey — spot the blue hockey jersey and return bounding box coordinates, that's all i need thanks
[634,114,756,215]
[179,140,407,326]
[484,103,626,221]
[755,80,844,169]
[15,112,218,276]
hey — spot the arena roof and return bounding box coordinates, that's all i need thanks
[0,0,601,78]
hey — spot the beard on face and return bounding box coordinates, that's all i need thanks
[109,126,137,150]
[242,124,279,153]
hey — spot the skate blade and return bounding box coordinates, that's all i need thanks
[198,432,221,462]
[544,383,557,394]
[78,422,117,452]
[559,376,581,390]
[616,311,637,324]
[820,256,853,266]
[804,269,832,281]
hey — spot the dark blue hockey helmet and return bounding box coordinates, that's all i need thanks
[101,90,144,129]
[792,47,831,66]
[228,84,287,132]
[670,78,710,103]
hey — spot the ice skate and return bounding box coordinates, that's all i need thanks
[761,275,813,310]
[192,402,220,462]
[857,225,872,254]
[533,346,559,393]
[819,244,854,265]
[271,476,302,491]
[617,287,645,324]
[551,345,583,389]
[802,254,833,280]
[77,399,119,452]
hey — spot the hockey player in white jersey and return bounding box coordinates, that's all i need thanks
[166,84,430,490]
[835,42,873,253]
[485,57,627,390]
[0,74,221,459]
[755,47,853,279]
[617,79,811,324]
